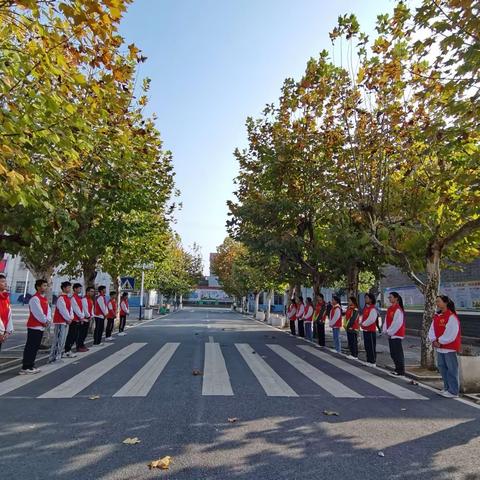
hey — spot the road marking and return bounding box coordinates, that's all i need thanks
[0,344,112,396]
[202,343,233,396]
[38,343,146,398]
[208,336,214,343]
[113,343,179,397]
[298,346,428,400]
[267,344,363,398]
[235,344,298,397]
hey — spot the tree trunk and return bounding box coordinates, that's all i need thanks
[82,258,97,287]
[179,294,183,309]
[421,246,441,369]
[254,292,260,316]
[265,289,274,323]
[346,264,359,299]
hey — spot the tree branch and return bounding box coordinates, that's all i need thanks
[440,217,480,249]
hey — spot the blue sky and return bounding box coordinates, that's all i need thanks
[120,0,398,273]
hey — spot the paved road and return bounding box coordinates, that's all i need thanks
[0,308,479,479]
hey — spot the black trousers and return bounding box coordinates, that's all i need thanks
[93,317,105,345]
[347,330,358,357]
[78,321,89,348]
[313,320,318,339]
[64,322,81,352]
[105,318,115,338]
[289,320,296,335]
[119,315,127,333]
[363,331,377,364]
[22,328,44,370]
[389,338,405,374]
[297,319,305,338]
[316,321,325,346]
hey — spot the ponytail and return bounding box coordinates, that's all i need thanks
[437,295,456,314]
[390,291,404,311]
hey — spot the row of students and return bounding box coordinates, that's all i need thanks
[1,278,130,375]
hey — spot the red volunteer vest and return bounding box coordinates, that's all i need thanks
[433,310,461,352]
[53,294,72,324]
[361,305,377,332]
[345,306,359,330]
[304,305,314,322]
[95,294,106,317]
[287,304,296,319]
[72,294,83,322]
[296,303,305,320]
[386,304,405,338]
[315,301,326,322]
[107,298,117,318]
[27,292,49,328]
[0,292,11,331]
[330,304,342,328]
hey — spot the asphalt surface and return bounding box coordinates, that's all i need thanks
[0,308,479,480]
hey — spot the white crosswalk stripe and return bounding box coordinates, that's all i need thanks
[202,342,233,396]
[113,343,179,397]
[267,344,363,398]
[298,345,428,400]
[38,343,146,399]
[235,343,298,397]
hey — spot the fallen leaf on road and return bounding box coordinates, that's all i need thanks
[323,410,339,416]
[228,417,238,423]
[89,395,100,400]
[378,451,385,457]
[192,369,203,376]
[409,380,419,386]
[123,437,141,445]
[401,408,407,411]
[148,456,171,470]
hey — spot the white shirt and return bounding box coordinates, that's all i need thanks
[428,314,460,353]
[0,296,13,335]
[361,308,378,327]
[29,295,52,331]
[82,297,94,320]
[56,296,74,322]
[95,295,108,318]
[296,303,305,319]
[71,296,85,321]
[329,306,341,328]
[383,309,404,339]
[120,300,129,315]
[287,305,296,320]
[304,305,314,321]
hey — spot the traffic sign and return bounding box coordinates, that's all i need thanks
[120,277,135,291]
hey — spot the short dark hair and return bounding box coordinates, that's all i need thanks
[110,291,116,296]
[0,274,6,279]
[349,296,358,308]
[121,292,128,298]
[73,283,82,290]
[98,286,106,293]
[35,279,47,290]
[60,281,71,291]
[318,293,324,300]
[86,286,95,293]
[298,296,303,301]
[365,293,376,305]
[332,295,341,304]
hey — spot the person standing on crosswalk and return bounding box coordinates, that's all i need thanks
[287,298,297,336]
[20,279,51,374]
[304,297,314,341]
[329,295,343,353]
[361,293,378,366]
[119,292,129,336]
[296,296,305,338]
[93,286,108,345]
[0,274,13,353]
[384,292,406,376]
[49,281,74,363]
[314,294,327,347]
[64,283,84,357]
[344,296,360,359]
[105,291,117,341]
[428,295,462,398]
[78,286,94,351]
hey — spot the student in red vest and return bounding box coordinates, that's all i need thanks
[296,296,305,338]
[78,286,95,351]
[344,296,360,359]
[314,294,327,347]
[428,295,461,398]
[105,291,117,341]
[384,291,406,376]
[287,298,297,336]
[0,274,13,353]
[49,281,73,363]
[329,295,342,353]
[361,293,378,366]
[93,285,108,345]
[64,283,84,357]
[304,297,314,341]
[119,292,129,336]
[20,279,51,374]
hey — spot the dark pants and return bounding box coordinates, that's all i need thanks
[22,328,44,370]
[313,320,318,339]
[347,330,358,357]
[78,321,89,348]
[105,318,115,338]
[297,319,305,338]
[93,317,105,345]
[289,320,296,335]
[119,315,127,333]
[363,331,377,364]
[317,321,325,346]
[64,322,80,352]
[389,338,405,374]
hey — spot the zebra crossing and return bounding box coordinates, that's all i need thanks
[0,341,428,400]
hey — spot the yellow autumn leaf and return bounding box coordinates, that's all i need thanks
[148,456,171,470]
[122,437,141,445]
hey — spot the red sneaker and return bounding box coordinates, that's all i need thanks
[77,347,89,353]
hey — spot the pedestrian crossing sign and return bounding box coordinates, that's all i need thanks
[120,277,135,291]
